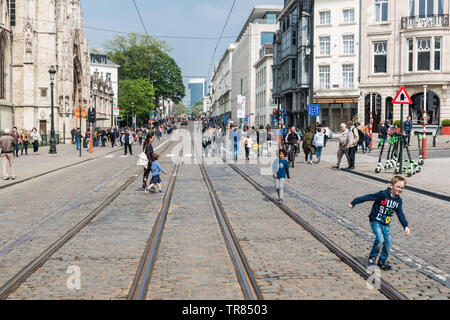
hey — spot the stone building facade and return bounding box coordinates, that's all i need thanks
[359,0,449,132]
[0,0,91,141]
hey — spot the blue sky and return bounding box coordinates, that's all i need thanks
[80,0,283,103]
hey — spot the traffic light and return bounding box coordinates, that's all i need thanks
[88,108,96,123]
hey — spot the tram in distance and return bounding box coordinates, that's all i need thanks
[181,114,189,126]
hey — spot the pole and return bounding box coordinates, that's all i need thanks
[79,106,82,158]
[423,85,427,159]
[399,98,404,174]
[9,2,14,128]
[89,122,93,154]
[309,0,315,127]
[369,94,373,150]
[131,102,135,130]
[111,98,114,128]
[49,80,57,154]
[63,122,65,144]
[94,93,97,131]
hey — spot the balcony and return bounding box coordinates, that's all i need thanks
[253,18,278,25]
[401,14,449,30]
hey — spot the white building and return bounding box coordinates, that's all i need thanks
[254,44,275,127]
[359,0,449,132]
[313,0,360,132]
[231,6,282,127]
[211,44,235,123]
[90,53,119,127]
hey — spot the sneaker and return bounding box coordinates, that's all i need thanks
[278,199,283,203]
[10,176,16,180]
[309,161,313,164]
[3,177,9,180]
[144,189,150,195]
[368,257,377,266]
[159,190,165,195]
[331,164,339,169]
[378,261,393,271]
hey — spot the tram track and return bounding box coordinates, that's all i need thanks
[223,162,408,300]
[0,139,175,300]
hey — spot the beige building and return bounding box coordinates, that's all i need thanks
[0,0,91,141]
[359,0,449,132]
[254,43,275,127]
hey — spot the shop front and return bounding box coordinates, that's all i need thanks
[313,97,358,133]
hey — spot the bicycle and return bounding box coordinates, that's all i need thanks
[286,143,297,168]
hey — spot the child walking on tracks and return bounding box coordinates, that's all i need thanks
[145,153,167,195]
[349,176,411,271]
[272,149,291,203]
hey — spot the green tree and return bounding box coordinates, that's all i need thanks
[105,33,185,106]
[118,78,155,126]
[190,102,204,118]
[173,103,187,117]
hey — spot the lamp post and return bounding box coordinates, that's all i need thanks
[131,102,135,129]
[49,66,57,154]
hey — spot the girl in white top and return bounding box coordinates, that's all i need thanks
[313,128,325,163]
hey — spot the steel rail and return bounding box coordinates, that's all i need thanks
[0,138,172,191]
[0,173,138,300]
[342,169,450,202]
[0,140,174,300]
[128,148,183,300]
[227,163,408,301]
[194,142,263,300]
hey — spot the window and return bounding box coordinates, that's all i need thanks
[319,36,330,55]
[319,65,330,89]
[373,41,387,73]
[434,37,441,71]
[343,9,354,23]
[40,88,48,97]
[8,0,16,27]
[261,32,274,46]
[408,39,413,72]
[0,39,4,98]
[417,38,431,71]
[343,35,354,54]
[292,59,297,80]
[409,0,415,17]
[343,65,354,88]
[438,0,444,15]
[292,30,297,45]
[374,0,388,23]
[320,11,330,25]
[419,0,433,17]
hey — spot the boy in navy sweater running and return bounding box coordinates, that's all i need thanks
[349,176,411,271]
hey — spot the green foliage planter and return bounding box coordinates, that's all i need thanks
[442,119,450,135]
[394,120,402,128]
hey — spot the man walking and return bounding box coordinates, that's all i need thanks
[346,121,359,169]
[121,129,134,156]
[71,128,77,144]
[332,123,350,170]
[11,127,20,158]
[0,129,16,180]
[403,116,412,146]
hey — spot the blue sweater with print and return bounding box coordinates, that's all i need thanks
[351,189,408,228]
[272,159,290,179]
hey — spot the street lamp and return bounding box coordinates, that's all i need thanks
[49,66,57,154]
[131,102,135,129]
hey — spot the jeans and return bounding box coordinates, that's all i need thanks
[14,144,20,157]
[315,146,323,159]
[304,153,313,162]
[274,178,285,199]
[348,146,357,168]
[21,141,28,155]
[245,146,250,160]
[76,138,80,151]
[33,141,39,153]
[369,221,392,262]
[124,144,132,155]
[233,143,238,160]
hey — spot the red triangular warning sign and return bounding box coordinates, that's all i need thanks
[393,86,412,104]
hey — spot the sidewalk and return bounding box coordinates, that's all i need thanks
[0,138,169,189]
[321,140,450,197]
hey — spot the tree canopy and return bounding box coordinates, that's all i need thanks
[118,78,155,126]
[105,33,185,124]
[190,102,204,118]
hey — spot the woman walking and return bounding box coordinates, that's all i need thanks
[142,134,155,191]
[302,126,315,164]
[31,128,41,155]
[313,127,325,163]
[20,129,29,156]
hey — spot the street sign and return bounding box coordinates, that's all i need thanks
[244,117,249,123]
[237,95,246,119]
[113,106,120,116]
[308,104,320,117]
[75,108,87,119]
[393,86,412,104]
[117,116,123,121]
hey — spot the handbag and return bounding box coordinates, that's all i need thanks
[136,152,148,167]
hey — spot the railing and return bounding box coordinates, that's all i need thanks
[401,14,449,30]
[253,18,278,25]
